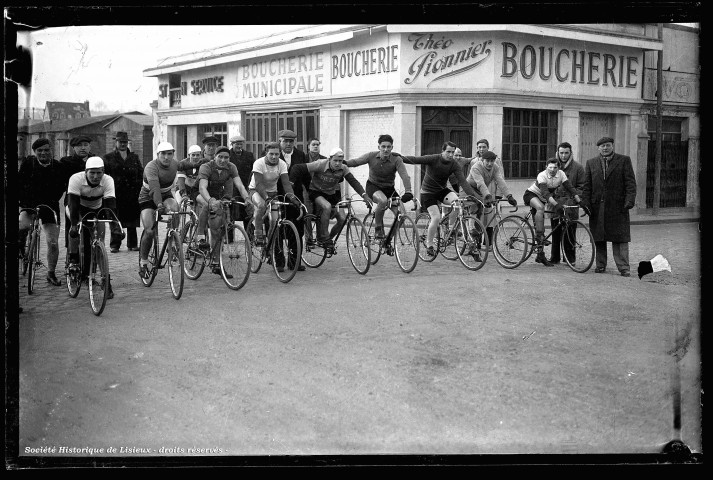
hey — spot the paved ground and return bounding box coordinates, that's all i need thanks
[10,218,702,464]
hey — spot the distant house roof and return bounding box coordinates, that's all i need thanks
[19,112,151,134]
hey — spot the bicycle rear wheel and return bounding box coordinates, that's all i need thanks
[440,221,458,261]
[271,220,300,283]
[139,230,158,287]
[65,258,81,297]
[27,230,40,294]
[220,224,251,290]
[394,215,418,273]
[89,242,109,316]
[414,213,436,262]
[515,214,537,262]
[346,217,370,275]
[492,217,528,269]
[455,215,488,271]
[362,212,382,265]
[563,220,595,273]
[20,232,31,276]
[246,223,264,273]
[167,230,184,299]
[181,221,205,280]
[301,214,327,268]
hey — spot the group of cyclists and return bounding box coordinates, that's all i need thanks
[19,131,586,303]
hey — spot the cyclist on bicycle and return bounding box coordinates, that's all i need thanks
[401,141,478,257]
[19,138,67,286]
[247,142,301,247]
[523,158,581,267]
[174,144,208,206]
[197,146,255,275]
[344,134,412,241]
[66,157,117,298]
[290,147,373,248]
[138,142,180,278]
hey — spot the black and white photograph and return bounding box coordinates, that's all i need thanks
[5,3,702,469]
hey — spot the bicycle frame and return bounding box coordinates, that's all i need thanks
[19,204,58,294]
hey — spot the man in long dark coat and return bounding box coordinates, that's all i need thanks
[581,136,637,277]
[228,134,255,232]
[103,131,144,252]
[276,129,308,271]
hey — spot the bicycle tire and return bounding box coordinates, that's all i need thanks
[362,212,382,265]
[394,215,419,273]
[246,223,264,273]
[27,230,40,295]
[455,215,488,271]
[563,220,595,273]
[440,219,458,261]
[20,229,32,276]
[515,214,537,262]
[301,214,328,268]
[220,224,251,290]
[65,258,81,298]
[181,221,205,280]
[89,242,109,316]
[346,217,370,275]
[140,229,158,287]
[271,220,300,283]
[414,213,436,262]
[492,217,528,269]
[167,230,185,299]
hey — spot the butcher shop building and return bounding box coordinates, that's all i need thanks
[143,23,700,212]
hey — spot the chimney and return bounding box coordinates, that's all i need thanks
[84,101,90,116]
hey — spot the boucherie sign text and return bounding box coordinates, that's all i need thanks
[501,42,639,88]
[404,33,492,86]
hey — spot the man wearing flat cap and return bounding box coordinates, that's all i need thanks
[276,129,308,271]
[103,132,144,252]
[202,135,220,163]
[18,138,68,286]
[60,134,95,247]
[228,134,256,232]
[581,136,637,277]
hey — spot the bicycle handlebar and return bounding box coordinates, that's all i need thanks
[336,196,372,214]
[20,204,58,224]
[495,197,519,213]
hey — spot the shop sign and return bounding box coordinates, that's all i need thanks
[643,69,699,104]
[331,46,399,79]
[404,33,493,86]
[501,42,639,88]
[240,52,325,98]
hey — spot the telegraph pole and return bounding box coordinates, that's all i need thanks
[653,23,664,215]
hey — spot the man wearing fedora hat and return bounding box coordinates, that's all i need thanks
[276,129,308,271]
[581,136,637,277]
[60,135,95,248]
[104,131,144,252]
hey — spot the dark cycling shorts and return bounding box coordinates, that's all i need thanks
[308,190,341,207]
[523,190,540,208]
[420,188,455,210]
[139,192,174,212]
[24,205,60,225]
[365,180,396,200]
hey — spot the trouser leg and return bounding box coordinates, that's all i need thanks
[110,221,123,249]
[550,217,562,262]
[562,221,577,263]
[126,227,138,249]
[612,242,630,272]
[595,240,608,269]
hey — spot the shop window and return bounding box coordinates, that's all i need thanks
[647,116,682,142]
[199,123,228,147]
[501,108,558,179]
[245,110,319,156]
[169,74,182,108]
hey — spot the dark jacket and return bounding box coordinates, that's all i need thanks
[18,156,67,215]
[103,149,144,224]
[59,153,94,206]
[277,148,308,202]
[582,152,637,243]
[229,149,256,192]
[554,157,586,219]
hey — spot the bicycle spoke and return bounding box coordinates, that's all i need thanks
[394,216,418,273]
[301,214,327,268]
[220,225,251,290]
[88,243,109,316]
[167,230,184,299]
[346,217,370,275]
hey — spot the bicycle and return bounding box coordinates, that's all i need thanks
[64,208,123,316]
[471,196,529,269]
[512,204,595,272]
[246,195,303,283]
[414,196,489,271]
[19,204,57,295]
[361,193,419,273]
[300,195,372,275]
[138,208,191,299]
[181,198,252,290]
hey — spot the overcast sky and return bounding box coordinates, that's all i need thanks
[16,25,306,114]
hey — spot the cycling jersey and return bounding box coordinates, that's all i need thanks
[138,158,179,205]
[67,171,116,209]
[177,157,209,189]
[248,157,288,193]
[344,151,412,192]
[526,169,576,202]
[198,160,239,199]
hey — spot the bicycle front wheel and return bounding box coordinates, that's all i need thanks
[89,242,109,316]
[563,220,595,273]
[246,223,263,273]
[301,214,327,268]
[181,221,205,280]
[20,232,31,276]
[271,220,300,283]
[516,215,537,262]
[220,224,251,290]
[455,215,488,271]
[362,212,382,265]
[394,215,419,273]
[492,217,528,269]
[414,213,436,262]
[346,217,370,275]
[139,230,158,287]
[27,230,40,294]
[167,230,184,299]
[440,220,458,261]
[65,259,81,298]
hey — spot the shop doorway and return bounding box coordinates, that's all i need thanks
[420,107,473,186]
[646,140,688,208]
[245,110,319,157]
[579,112,616,161]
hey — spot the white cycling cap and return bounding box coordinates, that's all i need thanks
[85,157,104,169]
[157,141,175,153]
[188,144,202,154]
